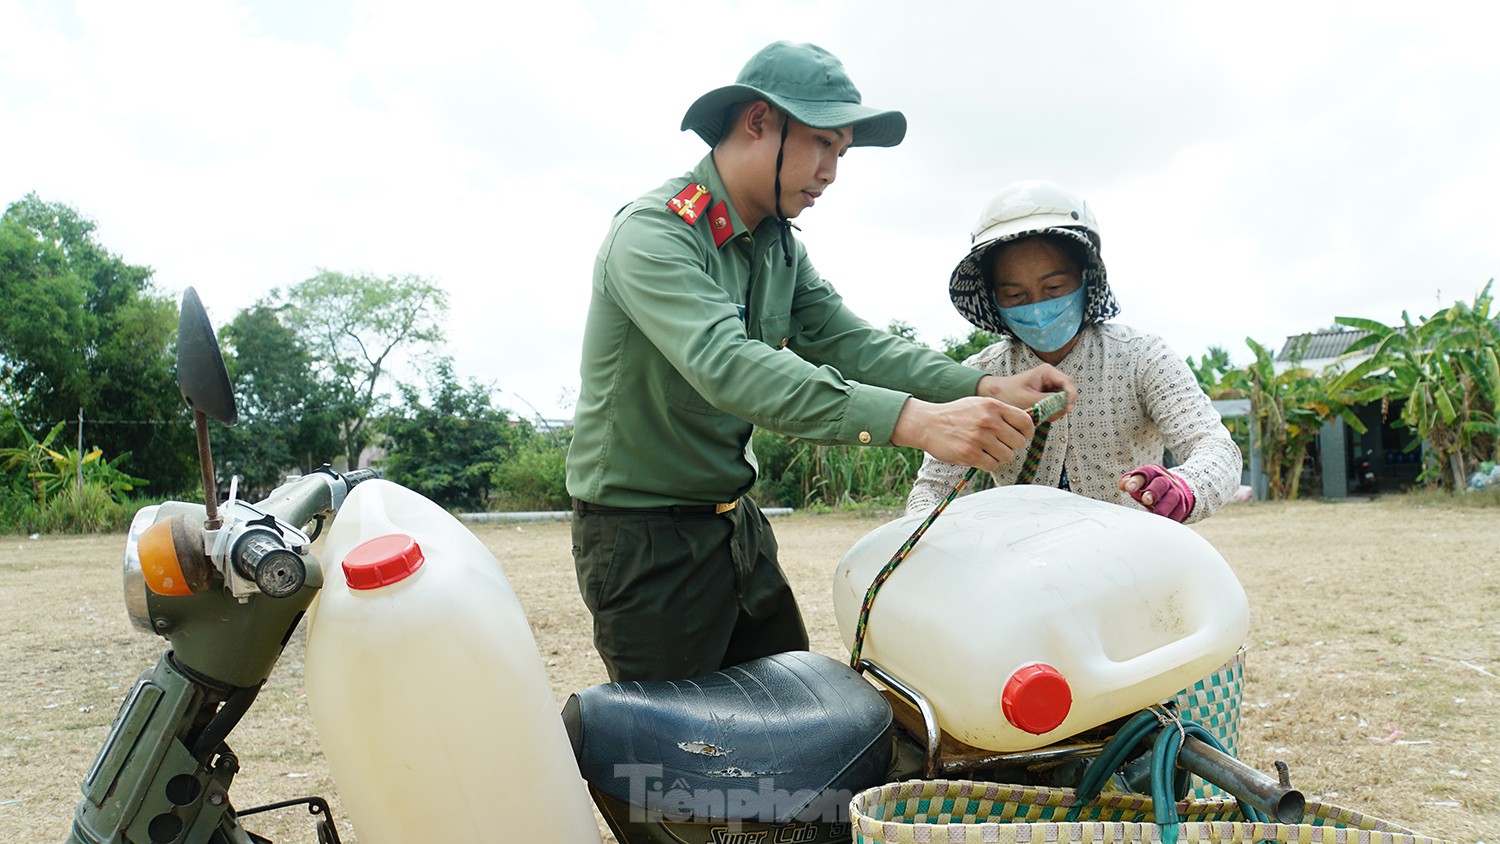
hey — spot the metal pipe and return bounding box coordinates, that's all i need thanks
[858,659,942,778]
[1178,736,1305,824]
[194,411,221,530]
[258,472,340,527]
[938,739,1109,775]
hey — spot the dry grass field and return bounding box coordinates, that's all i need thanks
[2,495,1495,843]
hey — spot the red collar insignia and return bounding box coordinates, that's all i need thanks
[708,200,734,247]
[667,183,711,225]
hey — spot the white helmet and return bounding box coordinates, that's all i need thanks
[949,180,1118,336]
[970,179,1100,251]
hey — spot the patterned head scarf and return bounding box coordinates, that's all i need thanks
[949,226,1120,338]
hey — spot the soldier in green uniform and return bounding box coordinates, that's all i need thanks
[566,40,1074,682]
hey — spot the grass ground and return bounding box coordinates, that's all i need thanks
[2,495,1493,842]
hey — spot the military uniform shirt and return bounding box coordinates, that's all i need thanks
[566,154,984,508]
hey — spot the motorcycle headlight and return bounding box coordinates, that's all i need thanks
[123,505,162,634]
[123,507,213,634]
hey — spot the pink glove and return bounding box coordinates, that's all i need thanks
[1119,464,1195,522]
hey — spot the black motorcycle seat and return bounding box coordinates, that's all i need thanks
[562,650,893,824]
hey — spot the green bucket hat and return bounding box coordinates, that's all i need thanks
[681,41,907,148]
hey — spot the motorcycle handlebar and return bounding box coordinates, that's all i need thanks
[256,467,378,528]
[341,468,381,488]
[226,468,382,598]
[231,527,307,598]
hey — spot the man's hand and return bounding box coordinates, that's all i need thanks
[976,365,1076,422]
[1119,464,1195,522]
[891,396,1032,471]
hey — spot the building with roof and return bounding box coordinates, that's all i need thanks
[1272,328,1372,374]
[1253,328,1423,498]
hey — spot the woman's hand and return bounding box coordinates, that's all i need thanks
[1119,464,1195,522]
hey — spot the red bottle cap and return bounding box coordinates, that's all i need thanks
[1001,663,1072,735]
[342,533,424,590]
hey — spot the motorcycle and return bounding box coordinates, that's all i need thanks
[68,289,1303,844]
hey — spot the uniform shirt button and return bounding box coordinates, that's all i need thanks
[858,431,872,444]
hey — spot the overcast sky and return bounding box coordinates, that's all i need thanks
[4,0,1498,420]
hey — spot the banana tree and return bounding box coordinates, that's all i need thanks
[0,420,67,504]
[1331,280,1500,490]
[1435,281,1500,470]
[0,420,147,504]
[1223,338,1367,500]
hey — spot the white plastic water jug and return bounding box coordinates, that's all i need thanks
[832,485,1249,753]
[304,480,601,844]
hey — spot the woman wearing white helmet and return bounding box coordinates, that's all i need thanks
[905,180,1241,522]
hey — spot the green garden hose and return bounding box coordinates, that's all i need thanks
[1067,707,1268,843]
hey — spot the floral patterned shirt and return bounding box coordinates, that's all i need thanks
[905,323,1241,523]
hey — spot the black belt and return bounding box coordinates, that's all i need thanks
[572,498,739,516]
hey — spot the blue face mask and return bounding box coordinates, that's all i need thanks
[998,286,1086,353]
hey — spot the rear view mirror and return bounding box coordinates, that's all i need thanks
[177,286,238,426]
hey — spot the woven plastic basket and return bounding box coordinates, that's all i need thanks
[849,779,1454,844]
[1171,646,1245,799]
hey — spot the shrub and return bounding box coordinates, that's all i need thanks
[17,482,133,533]
[490,433,571,512]
[751,429,922,509]
[0,418,148,533]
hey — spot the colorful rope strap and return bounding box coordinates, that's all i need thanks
[1014,422,1049,485]
[848,391,1068,668]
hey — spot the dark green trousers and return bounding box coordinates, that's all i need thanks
[570,499,809,682]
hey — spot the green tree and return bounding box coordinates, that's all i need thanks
[274,270,449,470]
[0,194,191,493]
[215,304,344,495]
[0,219,89,409]
[942,328,1003,363]
[381,359,526,511]
[1332,280,1500,490]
